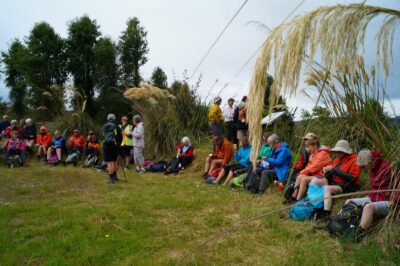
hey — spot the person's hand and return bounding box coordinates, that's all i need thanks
[234,144,238,150]
[262,156,266,161]
[323,166,332,174]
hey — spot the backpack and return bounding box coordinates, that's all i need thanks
[230,174,246,188]
[47,154,59,165]
[245,170,261,193]
[326,201,363,236]
[83,154,98,168]
[147,161,168,172]
[103,122,117,144]
[66,152,80,164]
[284,182,296,200]
[289,197,316,221]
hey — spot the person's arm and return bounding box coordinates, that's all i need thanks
[234,149,240,162]
[132,125,143,139]
[181,147,194,158]
[330,168,356,183]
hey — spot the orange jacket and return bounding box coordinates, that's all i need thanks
[330,154,362,186]
[214,138,233,167]
[36,132,52,146]
[300,148,332,177]
[69,134,85,150]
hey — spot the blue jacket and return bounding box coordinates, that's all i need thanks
[53,136,64,149]
[267,142,292,182]
[234,145,252,168]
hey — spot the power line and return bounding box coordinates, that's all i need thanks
[189,0,249,81]
[219,0,307,94]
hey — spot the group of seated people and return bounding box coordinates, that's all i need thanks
[201,131,399,240]
[0,116,100,167]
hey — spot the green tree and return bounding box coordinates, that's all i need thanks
[1,39,29,117]
[25,22,67,118]
[67,15,100,116]
[150,67,168,89]
[94,37,130,121]
[118,17,149,88]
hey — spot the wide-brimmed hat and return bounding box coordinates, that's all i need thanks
[213,96,222,103]
[331,140,353,154]
[302,132,317,140]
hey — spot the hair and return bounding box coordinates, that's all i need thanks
[212,135,224,142]
[121,115,128,120]
[267,134,280,145]
[305,138,320,148]
[107,113,116,121]
[239,136,249,147]
[25,118,33,124]
[133,115,142,123]
[181,136,191,146]
[357,149,372,166]
[262,132,271,143]
[11,120,17,125]
[54,130,60,135]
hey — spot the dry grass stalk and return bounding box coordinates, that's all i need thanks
[247,3,400,166]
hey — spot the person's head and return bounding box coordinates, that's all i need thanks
[10,130,17,140]
[133,115,142,125]
[54,130,60,138]
[25,118,33,127]
[227,98,235,107]
[213,96,222,105]
[331,140,352,157]
[305,138,320,153]
[107,113,116,122]
[267,134,280,149]
[239,136,249,148]
[40,125,47,133]
[212,135,224,146]
[262,132,271,145]
[121,115,128,125]
[181,136,191,146]
[241,96,247,102]
[10,120,17,127]
[357,149,373,171]
[73,129,79,136]
[3,115,8,122]
[89,130,95,137]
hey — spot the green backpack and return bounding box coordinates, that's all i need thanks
[102,122,117,144]
[230,174,246,188]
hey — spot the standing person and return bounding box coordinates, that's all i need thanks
[223,98,236,143]
[132,115,145,173]
[23,118,37,152]
[233,96,247,144]
[208,96,224,137]
[0,115,11,138]
[102,114,122,184]
[119,115,133,171]
[236,102,248,140]
[35,125,52,160]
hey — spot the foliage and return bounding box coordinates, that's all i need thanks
[118,17,149,88]
[150,66,168,89]
[1,39,28,117]
[67,15,100,117]
[37,84,65,118]
[0,97,9,115]
[124,82,209,156]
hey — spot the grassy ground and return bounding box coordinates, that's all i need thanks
[1,146,400,265]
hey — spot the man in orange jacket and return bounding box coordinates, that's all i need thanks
[68,129,85,154]
[202,135,233,178]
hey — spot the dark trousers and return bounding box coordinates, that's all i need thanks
[224,121,236,144]
[259,169,277,192]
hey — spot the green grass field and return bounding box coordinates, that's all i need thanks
[1,147,400,265]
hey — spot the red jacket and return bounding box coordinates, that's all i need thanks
[368,151,397,202]
[214,138,234,167]
[330,154,361,186]
[5,126,23,139]
[69,134,85,150]
[36,132,52,145]
[176,144,194,159]
[300,148,331,177]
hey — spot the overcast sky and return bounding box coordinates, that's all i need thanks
[1,0,399,118]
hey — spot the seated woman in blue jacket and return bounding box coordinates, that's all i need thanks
[215,136,252,185]
[258,134,292,193]
[46,130,64,163]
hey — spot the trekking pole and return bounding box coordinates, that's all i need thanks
[119,159,127,183]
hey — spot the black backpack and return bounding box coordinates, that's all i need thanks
[284,182,296,200]
[245,170,261,193]
[326,201,364,236]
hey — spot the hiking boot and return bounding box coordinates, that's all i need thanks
[314,210,331,222]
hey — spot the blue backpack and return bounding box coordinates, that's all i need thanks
[289,183,325,221]
[147,161,168,172]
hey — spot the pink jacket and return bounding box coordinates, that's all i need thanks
[7,138,26,152]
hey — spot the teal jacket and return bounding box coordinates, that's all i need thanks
[235,145,252,168]
[258,144,273,160]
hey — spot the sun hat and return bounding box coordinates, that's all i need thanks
[302,132,317,140]
[331,140,353,154]
[213,96,222,103]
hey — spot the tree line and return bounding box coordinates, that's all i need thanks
[1,15,169,122]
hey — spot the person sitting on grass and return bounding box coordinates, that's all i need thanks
[5,130,26,167]
[83,131,100,158]
[23,118,37,153]
[312,140,362,220]
[68,129,85,155]
[5,120,23,139]
[36,125,52,160]
[202,135,233,179]
[258,134,292,193]
[257,132,273,162]
[215,136,252,185]
[46,130,64,164]
[291,134,331,201]
[287,134,313,184]
[338,149,399,241]
[165,136,194,175]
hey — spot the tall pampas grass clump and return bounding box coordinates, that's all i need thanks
[247,3,400,165]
